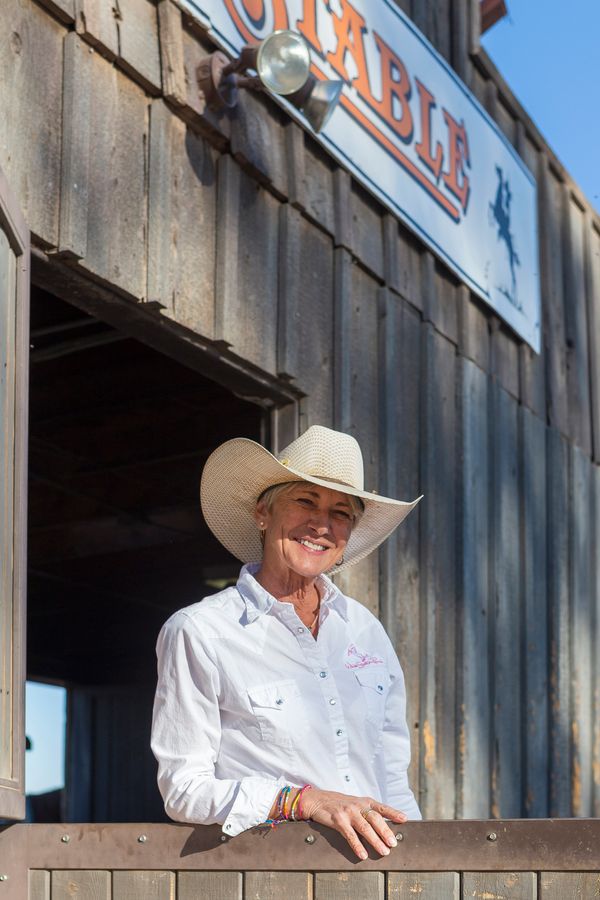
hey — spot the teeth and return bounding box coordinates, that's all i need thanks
[298,539,327,552]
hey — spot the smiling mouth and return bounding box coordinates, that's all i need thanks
[296,538,329,552]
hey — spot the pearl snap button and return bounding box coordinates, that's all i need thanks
[377,684,383,692]
[344,775,351,782]
[336,729,343,736]
[329,698,336,705]
[319,671,327,678]
[297,627,305,633]
[276,698,284,705]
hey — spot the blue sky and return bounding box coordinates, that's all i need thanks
[26,682,66,795]
[481,0,599,213]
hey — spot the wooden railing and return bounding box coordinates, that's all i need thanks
[1,820,599,899]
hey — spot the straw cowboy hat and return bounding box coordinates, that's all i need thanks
[200,425,422,575]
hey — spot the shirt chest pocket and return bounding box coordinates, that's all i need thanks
[354,668,389,730]
[247,679,307,749]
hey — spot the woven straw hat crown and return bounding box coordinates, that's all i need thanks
[276,427,364,491]
[200,425,421,574]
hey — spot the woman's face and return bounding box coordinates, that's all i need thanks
[255,482,355,582]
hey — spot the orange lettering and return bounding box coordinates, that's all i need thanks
[224,0,289,43]
[326,0,371,98]
[414,78,444,181]
[372,31,413,143]
[297,0,325,55]
[442,109,470,211]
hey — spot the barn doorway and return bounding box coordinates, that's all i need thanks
[26,286,265,822]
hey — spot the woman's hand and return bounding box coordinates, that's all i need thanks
[300,788,407,860]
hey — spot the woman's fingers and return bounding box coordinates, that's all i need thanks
[374,802,408,823]
[362,808,398,848]
[354,812,392,856]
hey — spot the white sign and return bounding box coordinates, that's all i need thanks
[181,0,541,351]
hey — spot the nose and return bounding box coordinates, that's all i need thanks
[307,508,330,532]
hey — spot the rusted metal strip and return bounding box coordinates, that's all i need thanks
[2,821,599,873]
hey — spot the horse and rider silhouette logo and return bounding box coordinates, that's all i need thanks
[489,165,522,310]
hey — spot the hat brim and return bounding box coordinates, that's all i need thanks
[200,438,421,575]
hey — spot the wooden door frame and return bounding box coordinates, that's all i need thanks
[0,166,30,820]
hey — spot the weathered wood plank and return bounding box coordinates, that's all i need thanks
[58,33,91,259]
[422,253,459,343]
[157,0,186,105]
[490,320,520,400]
[0,0,63,245]
[37,0,75,23]
[29,870,50,900]
[593,462,600,816]
[540,159,569,436]
[588,224,600,463]
[117,0,162,94]
[51,870,111,900]
[378,291,422,796]
[277,205,334,425]
[570,446,593,816]
[382,218,423,313]
[457,357,490,818]
[245,872,312,900]
[231,93,288,199]
[490,384,522,817]
[516,122,546,421]
[540,872,600,898]
[451,0,470,83]
[547,427,571,816]
[349,183,384,280]
[419,325,457,818]
[75,0,119,59]
[522,407,549,817]
[333,169,352,252]
[83,53,148,298]
[462,872,536,899]
[433,263,458,345]
[113,870,175,900]
[315,872,383,900]
[300,138,336,236]
[180,22,231,144]
[147,99,217,335]
[334,262,381,616]
[564,191,592,454]
[215,156,279,373]
[179,871,242,900]
[457,286,490,372]
[388,872,459,899]
[285,122,306,211]
[387,872,460,900]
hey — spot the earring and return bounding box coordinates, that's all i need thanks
[335,556,344,567]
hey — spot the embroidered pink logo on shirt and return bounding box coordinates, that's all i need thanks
[344,643,384,669]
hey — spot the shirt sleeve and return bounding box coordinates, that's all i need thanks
[151,610,286,836]
[373,625,422,820]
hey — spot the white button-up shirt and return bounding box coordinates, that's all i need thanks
[151,564,421,836]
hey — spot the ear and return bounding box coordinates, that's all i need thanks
[253,498,268,528]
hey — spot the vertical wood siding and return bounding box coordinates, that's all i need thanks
[4,0,600,822]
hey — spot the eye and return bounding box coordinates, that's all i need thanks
[296,497,314,506]
[333,509,352,520]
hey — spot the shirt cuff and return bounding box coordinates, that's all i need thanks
[222,775,288,836]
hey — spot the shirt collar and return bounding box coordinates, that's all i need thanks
[236,563,349,624]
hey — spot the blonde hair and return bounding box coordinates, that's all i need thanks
[256,481,365,524]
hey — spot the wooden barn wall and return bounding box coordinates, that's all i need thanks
[1,0,599,821]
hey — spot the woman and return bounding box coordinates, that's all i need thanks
[151,425,421,860]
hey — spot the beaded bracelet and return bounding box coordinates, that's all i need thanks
[264,784,312,828]
[296,784,312,820]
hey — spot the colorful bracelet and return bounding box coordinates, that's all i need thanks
[264,784,313,828]
[296,784,313,820]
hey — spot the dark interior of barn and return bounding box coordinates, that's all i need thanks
[26,286,264,822]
